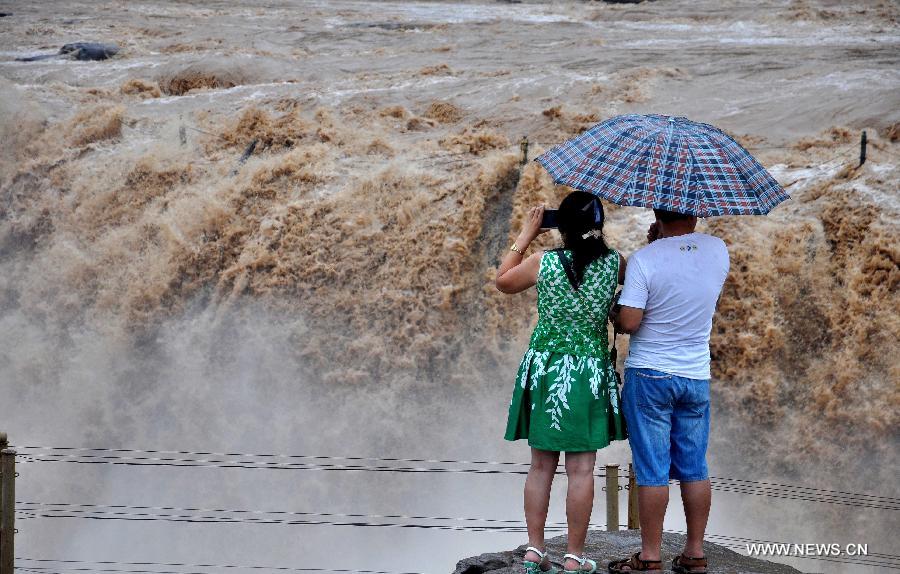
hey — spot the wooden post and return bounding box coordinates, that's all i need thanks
[230,138,259,176]
[859,130,867,167]
[0,432,14,574]
[627,463,640,529]
[519,136,529,165]
[605,464,619,532]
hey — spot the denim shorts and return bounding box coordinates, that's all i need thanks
[621,367,710,487]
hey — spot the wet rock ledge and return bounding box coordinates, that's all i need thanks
[454,530,805,574]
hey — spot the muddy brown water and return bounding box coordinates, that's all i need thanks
[1,1,898,572]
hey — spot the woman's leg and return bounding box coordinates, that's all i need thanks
[524,447,560,567]
[564,450,597,570]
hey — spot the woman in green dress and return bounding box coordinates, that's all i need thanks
[496,191,627,574]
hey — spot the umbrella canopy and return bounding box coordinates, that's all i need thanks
[535,114,789,217]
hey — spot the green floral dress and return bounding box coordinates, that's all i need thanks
[504,248,627,452]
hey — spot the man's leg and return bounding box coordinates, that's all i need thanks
[670,377,711,560]
[680,479,711,557]
[620,368,675,563]
[637,485,669,561]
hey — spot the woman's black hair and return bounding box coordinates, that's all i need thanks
[557,190,610,289]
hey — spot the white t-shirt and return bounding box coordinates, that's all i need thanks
[619,232,730,380]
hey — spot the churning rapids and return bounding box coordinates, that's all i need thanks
[0,1,898,572]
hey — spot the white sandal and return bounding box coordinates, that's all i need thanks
[524,546,560,574]
[562,553,597,574]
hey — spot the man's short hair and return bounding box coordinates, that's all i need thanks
[653,208,693,223]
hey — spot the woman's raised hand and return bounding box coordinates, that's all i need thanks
[497,204,548,293]
[522,204,549,241]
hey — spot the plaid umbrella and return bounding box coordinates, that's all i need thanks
[535,114,789,216]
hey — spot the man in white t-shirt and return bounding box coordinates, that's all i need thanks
[608,208,729,574]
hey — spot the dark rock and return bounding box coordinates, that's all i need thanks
[347,22,441,32]
[59,42,119,60]
[16,42,119,62]
[453,530,806,574]
[455,552,516,574]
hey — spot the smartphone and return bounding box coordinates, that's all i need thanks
[541,209,559,229]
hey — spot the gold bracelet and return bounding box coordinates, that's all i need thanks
[510,242,526,255]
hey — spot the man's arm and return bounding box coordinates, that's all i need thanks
[614,251,649,334]
[615,306,644,334]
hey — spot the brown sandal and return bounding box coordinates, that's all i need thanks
[672,554,708,574]
[607,552,661,572]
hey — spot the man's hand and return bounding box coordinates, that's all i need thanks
[607,291,622,325]
[608,303,620,325]
[647,221,660,243]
